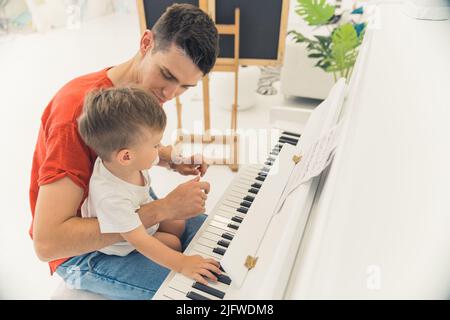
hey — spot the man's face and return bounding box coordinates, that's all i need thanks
[137,42,204,104]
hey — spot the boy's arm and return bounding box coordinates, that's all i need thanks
[121,225,184,272]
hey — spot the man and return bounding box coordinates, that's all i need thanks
[30,4,219,299]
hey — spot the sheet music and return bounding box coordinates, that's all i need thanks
[275,123,342,214]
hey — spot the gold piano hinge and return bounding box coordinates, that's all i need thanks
[292,155,302,164]
[244,255,258,270]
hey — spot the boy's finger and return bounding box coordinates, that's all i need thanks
[199,269,218,282]
[194,274,208,285]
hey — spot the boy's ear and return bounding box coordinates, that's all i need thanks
[116,149,132,165]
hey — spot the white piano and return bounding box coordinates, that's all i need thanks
[155,2,450,300]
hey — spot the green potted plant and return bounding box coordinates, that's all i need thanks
[289,0,367,82]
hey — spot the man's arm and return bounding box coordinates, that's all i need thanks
[32,177,168,262]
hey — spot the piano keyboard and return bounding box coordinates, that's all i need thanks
[154,130,301,300]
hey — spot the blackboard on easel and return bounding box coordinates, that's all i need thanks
[137,0,290,66]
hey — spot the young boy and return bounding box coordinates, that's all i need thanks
[77,87,220,286]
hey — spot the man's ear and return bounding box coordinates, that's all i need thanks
[140,30,155,56]
[116,149,133,166]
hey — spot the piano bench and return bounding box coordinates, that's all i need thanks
[51,280,108,300]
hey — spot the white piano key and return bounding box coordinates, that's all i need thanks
[213,215,233,225]
[189,249,217,260]
[193,244,223,260]
[234,182,256,189]
[216,210,245,221]
[228,190,252,199]
[201,232,225,243]
[245,167,263,174]
[209,220,238,234]
[231,185,250,193]
[203,227,223,238]
[197,236,219,248]
[222,198,240,206]
[226,194,245,202]
[163,286,190,300]
[205,224,235,237]
[239,175,258,183]
[221,200,240,209]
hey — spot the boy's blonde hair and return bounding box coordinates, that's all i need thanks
[78,87,166,161]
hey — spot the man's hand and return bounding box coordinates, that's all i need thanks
[162,176,210,220]
[158,145,209,177]
[170,154,209,177]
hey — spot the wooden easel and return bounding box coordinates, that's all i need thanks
[175,1,240,172]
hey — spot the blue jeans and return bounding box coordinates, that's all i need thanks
[56,188,206,300]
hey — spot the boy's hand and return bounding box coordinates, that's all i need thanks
[162,176,210,219]
[180,255,222,285]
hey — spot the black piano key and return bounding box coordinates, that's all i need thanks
[251,183,262,189]
[237,207,248,214]
[240,201,252,208]
[275,144,283,149]
[279,138,297,146]
[244,195,255,202]
[222,232,234,241]
[249,188,259,194]
[193,282,225,299]
[217,274,231,285]
[258,171,267,177]
[264,161,273,166]
[232,216,243,223]
[282,131,301,138]
[211,271,232,286]
[219,265,225,272]
[280,136,299,144]
[213,247,227,255]
[187,291,211,300]
[227,223,239,230]
[256,175,265,182]
[217,239,230,248]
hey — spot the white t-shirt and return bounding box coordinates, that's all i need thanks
[81,157,159,256]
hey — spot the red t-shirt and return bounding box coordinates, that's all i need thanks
[29,67,114,274]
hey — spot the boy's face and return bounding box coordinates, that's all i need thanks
[137,32,203,104]
[130,128,164,171]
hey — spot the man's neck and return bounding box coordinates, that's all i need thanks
[107,54,140,87]
[103,160,143,186]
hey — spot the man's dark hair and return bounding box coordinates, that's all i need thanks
[152,3,219,75]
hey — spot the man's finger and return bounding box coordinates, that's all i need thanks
[199,163,208,177]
